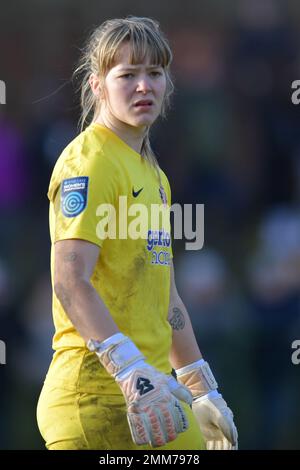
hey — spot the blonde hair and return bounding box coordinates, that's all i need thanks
[73,16,174,178]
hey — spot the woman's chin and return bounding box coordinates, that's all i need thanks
[131,117,156,128]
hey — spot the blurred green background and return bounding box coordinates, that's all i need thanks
[1,0,300,449]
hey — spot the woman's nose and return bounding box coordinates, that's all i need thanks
[136,77,152,93]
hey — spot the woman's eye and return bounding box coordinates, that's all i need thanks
[120,73,134,78]
[150,71,162,77]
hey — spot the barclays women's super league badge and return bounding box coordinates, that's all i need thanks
[61,177,89,217]
[159,185,167,206]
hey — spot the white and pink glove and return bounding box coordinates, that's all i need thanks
[176,359,238,450]
[87,333,192,448]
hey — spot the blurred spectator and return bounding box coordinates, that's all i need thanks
[0,259,23,449]
[246,206,300,449]
[0,114,32,266]
[0,115,30,210]
[176,248,255,448]
[9,271,54,449]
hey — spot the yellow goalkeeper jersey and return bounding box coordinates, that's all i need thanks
[45,123,173,394]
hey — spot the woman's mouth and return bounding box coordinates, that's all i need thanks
[134,100,153,109]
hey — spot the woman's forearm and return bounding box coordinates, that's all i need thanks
[168,294,203,369]
[55,278,119,343]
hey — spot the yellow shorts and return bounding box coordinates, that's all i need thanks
[37,383,205,450]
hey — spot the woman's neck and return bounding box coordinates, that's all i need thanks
[95,115,146,155]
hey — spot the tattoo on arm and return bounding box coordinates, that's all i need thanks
[169,307,185,330]
[54,282,72,309]
[63,252,78,263]
[62,251,82,278]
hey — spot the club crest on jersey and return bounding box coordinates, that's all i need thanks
[159,185,167,206]
[61,177,89,217]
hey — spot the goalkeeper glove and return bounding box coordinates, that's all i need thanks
[176,359,238,450]
[87,333,192,448]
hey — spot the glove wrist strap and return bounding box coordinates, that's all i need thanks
[176,359,218,397]
[87,333,145,378]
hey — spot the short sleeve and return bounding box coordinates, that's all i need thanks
[49,153,118,248]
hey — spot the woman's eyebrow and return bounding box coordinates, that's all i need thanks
[118,65,162,71]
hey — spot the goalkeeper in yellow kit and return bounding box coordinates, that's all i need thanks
[37,16,238,450]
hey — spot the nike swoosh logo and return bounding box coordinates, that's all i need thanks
[132,187,144,197]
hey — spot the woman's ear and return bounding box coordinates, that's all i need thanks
[89,73,102,97]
